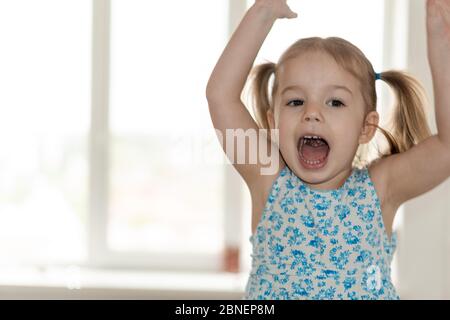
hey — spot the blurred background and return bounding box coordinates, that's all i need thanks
[0,0,448,299]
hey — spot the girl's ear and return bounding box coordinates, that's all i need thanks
[267,109,275,130]
[359,111,379,144]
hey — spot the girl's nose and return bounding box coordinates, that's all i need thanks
[304,114,320,122]
[303,107,322,122]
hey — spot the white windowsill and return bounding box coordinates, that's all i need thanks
[0,266,249,299]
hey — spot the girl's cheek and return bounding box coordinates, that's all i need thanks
[279,111,297,126]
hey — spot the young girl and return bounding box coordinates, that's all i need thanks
[206,0,450,299]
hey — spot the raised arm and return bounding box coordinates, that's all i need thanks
[205,1,297,191]
[380,0,450,210]
[427,0,450,145]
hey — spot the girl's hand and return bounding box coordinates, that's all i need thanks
[427,0,450,68]
[254,0,298,19]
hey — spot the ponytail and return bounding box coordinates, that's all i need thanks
[376,70,432,157]
[246,61,277,130]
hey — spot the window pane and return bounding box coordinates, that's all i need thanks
[0,0,91,266]
[109,0,228,255]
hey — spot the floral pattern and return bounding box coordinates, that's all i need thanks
[243,165,399,300]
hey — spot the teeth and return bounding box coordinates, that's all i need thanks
[303,135,322,140]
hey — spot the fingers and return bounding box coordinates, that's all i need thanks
[284,1,297,19]
[285,9,298,19]
[288,10,298,19]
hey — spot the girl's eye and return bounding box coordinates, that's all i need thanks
[286,99,346,108]
[328,99,346,108]
[286,99,304,107]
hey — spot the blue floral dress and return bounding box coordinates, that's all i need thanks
[243,165,399,300]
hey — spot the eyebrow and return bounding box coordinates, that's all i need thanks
[281,84,353,97]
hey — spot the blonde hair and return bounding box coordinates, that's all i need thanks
[244,37,432,168]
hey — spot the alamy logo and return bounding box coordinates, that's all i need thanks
[219,128,280,176]
[169,128,281,176]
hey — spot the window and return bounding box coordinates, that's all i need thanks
[0,0,233,273]
[0,0,387,275]
[96,0,230,270]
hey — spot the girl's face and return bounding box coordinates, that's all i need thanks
[268,51,378,190]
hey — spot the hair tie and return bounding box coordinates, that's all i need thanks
[375,72,381,81]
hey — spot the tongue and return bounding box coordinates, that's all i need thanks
[301,140,329,161]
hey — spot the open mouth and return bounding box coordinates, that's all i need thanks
[297,135,330,169]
